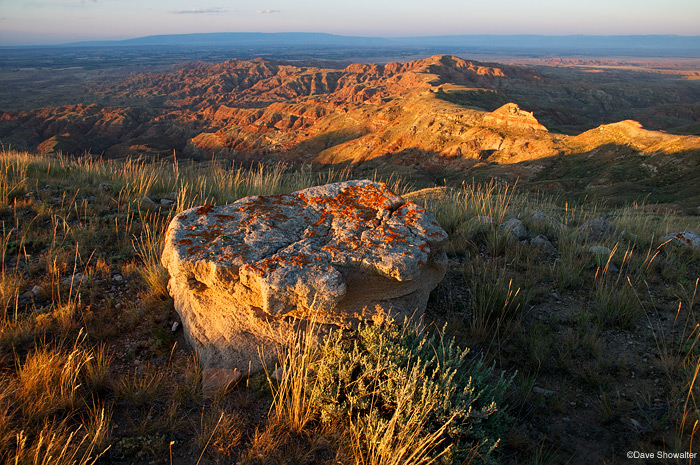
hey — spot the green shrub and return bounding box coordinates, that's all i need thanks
[311,321,511,465]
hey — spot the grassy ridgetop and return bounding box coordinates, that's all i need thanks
[0,149,699,464]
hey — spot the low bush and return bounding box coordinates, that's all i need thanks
[308,321,512,465]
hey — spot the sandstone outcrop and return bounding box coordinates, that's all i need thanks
[482,103,547,132]
[161,180,448,373]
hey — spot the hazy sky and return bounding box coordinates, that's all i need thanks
[0,0,699,46]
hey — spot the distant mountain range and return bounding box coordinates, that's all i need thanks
[24,32,700,57]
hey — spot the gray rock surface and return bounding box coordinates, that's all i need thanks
[499,218,529,240]
[577,218,615,241]
[530,211,566,233]
[664,231,700,249]
[162,180,448,372]
[588,245,613,256]
[530,234,558,257]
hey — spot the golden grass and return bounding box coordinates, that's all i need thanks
[195,409,244,459]
[346,369,457,465]
[263,321,322,433]
[11,414,110,465]
[0,334,111,464]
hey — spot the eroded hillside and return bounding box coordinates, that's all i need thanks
[1,55,699,205]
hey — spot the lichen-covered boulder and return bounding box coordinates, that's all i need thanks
[664,231,700,249]
[161,180,448,373]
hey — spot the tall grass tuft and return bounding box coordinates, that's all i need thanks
[463,258,530,346]
[263,320,322,433]
[13,334,93,423]
[0,150,29,205]
[132,208,171,299]
[591,244,644,330]
[12,412,110,465]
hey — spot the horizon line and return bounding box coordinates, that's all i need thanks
[2,31,700,49]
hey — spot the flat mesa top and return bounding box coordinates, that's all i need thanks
[164,180,447,285]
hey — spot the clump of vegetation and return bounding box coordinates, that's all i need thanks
[310,321,511,465]
[0,334,111,465]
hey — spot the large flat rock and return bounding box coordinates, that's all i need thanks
[161,180,448,372]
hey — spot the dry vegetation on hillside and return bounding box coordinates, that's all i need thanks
[0,149,698,464]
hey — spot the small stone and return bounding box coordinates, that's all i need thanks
[31,285,43,296]
[160,199,175,206]
[530,234,558,257]
[588,245,613,256]
[61,272,84,287]
[113,274,124,282]
[171,321,180,332]
[578,218,615,241]
[629,418,642,430]
[533,386,556,396]
[272,366,285,382]
[143,195,156,205]
[530,211,566,232]
[498,218,528,240]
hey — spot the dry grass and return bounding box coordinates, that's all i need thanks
[263,319,323,433]
[194,409,245,458]
[11,414,110,465]
[0,335,111,464]
[132,209,171,299]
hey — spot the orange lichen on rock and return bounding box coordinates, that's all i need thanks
[196,205,215,215]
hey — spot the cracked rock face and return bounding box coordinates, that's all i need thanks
[161,180,448,372]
